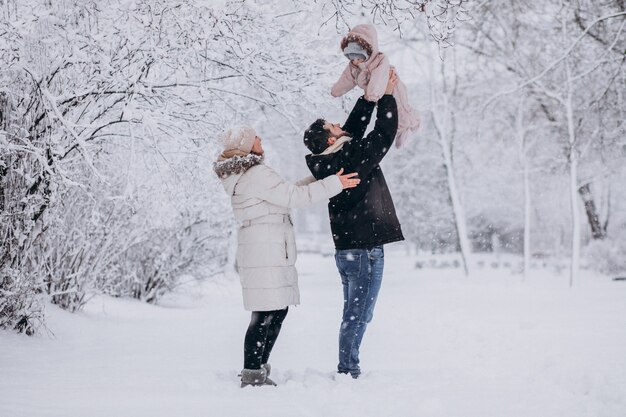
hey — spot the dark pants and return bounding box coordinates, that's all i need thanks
[243,308,288,369]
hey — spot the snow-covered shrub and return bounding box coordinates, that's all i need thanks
[40,181,132,312]
[0,268,44,336]
[585,236,626,276]
[0,0,318,333]
[100,214,230,304]
[469,216,524,254]
[0,76,51,333]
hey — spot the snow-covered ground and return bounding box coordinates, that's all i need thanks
[1,249,625,417]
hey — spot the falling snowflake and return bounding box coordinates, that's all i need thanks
[386,112,393,118]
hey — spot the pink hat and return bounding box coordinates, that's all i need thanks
[218,126,257,154]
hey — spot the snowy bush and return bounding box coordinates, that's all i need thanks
[468,216,524,254]
[0,268,44,336]
[99,215,230,304]
[585,236,626,277]
[0,0,308,333]
[0,74,50,333]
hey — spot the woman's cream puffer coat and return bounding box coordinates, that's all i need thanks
[220,163,342,311]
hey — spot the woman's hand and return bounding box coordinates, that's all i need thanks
[385,69,398,95]
[336,168,360,189]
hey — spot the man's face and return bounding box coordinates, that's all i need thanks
[323,122,345,140]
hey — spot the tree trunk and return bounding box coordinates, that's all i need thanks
[0,91,9,214]
[578,182,607,240]
[568,151,581,287]
[564,27,581,288]
[429,50,471,276]
[517,98,532,281]
[565,68,580,287]
[441,147,472,276]
[523,157,531,281]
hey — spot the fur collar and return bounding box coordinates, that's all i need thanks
[214,153,264,178]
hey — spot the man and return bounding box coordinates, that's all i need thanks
[302,70,404,378]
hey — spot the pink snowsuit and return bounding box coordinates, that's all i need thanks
[331,24,420,148]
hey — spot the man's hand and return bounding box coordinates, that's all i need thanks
[385,69,399,95]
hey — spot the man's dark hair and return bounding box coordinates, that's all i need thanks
[303,118,331,154]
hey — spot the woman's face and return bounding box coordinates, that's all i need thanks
[351,58,365,65]
[251,136,264,155]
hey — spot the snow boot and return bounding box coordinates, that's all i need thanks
[261,363,277,386]
[238,364,271,378]
[262,363,271,377]
[240,368,277,388]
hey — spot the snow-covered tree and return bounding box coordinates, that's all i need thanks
[469,0,625,284]
[0,0,356,333]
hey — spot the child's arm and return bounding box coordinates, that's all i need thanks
[363,55,390,102]
[331,65,357,97]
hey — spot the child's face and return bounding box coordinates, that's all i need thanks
[351,58,365,65]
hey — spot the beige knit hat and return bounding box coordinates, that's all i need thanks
[218,126,257,154]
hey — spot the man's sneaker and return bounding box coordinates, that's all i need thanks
[337,369,360,379]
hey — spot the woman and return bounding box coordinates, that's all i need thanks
[214,126,359,387]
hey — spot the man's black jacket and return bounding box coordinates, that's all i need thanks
[305,94,404,250]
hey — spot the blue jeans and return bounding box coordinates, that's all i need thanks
[334,245,384,377]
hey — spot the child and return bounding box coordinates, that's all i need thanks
[331,23,420,148]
